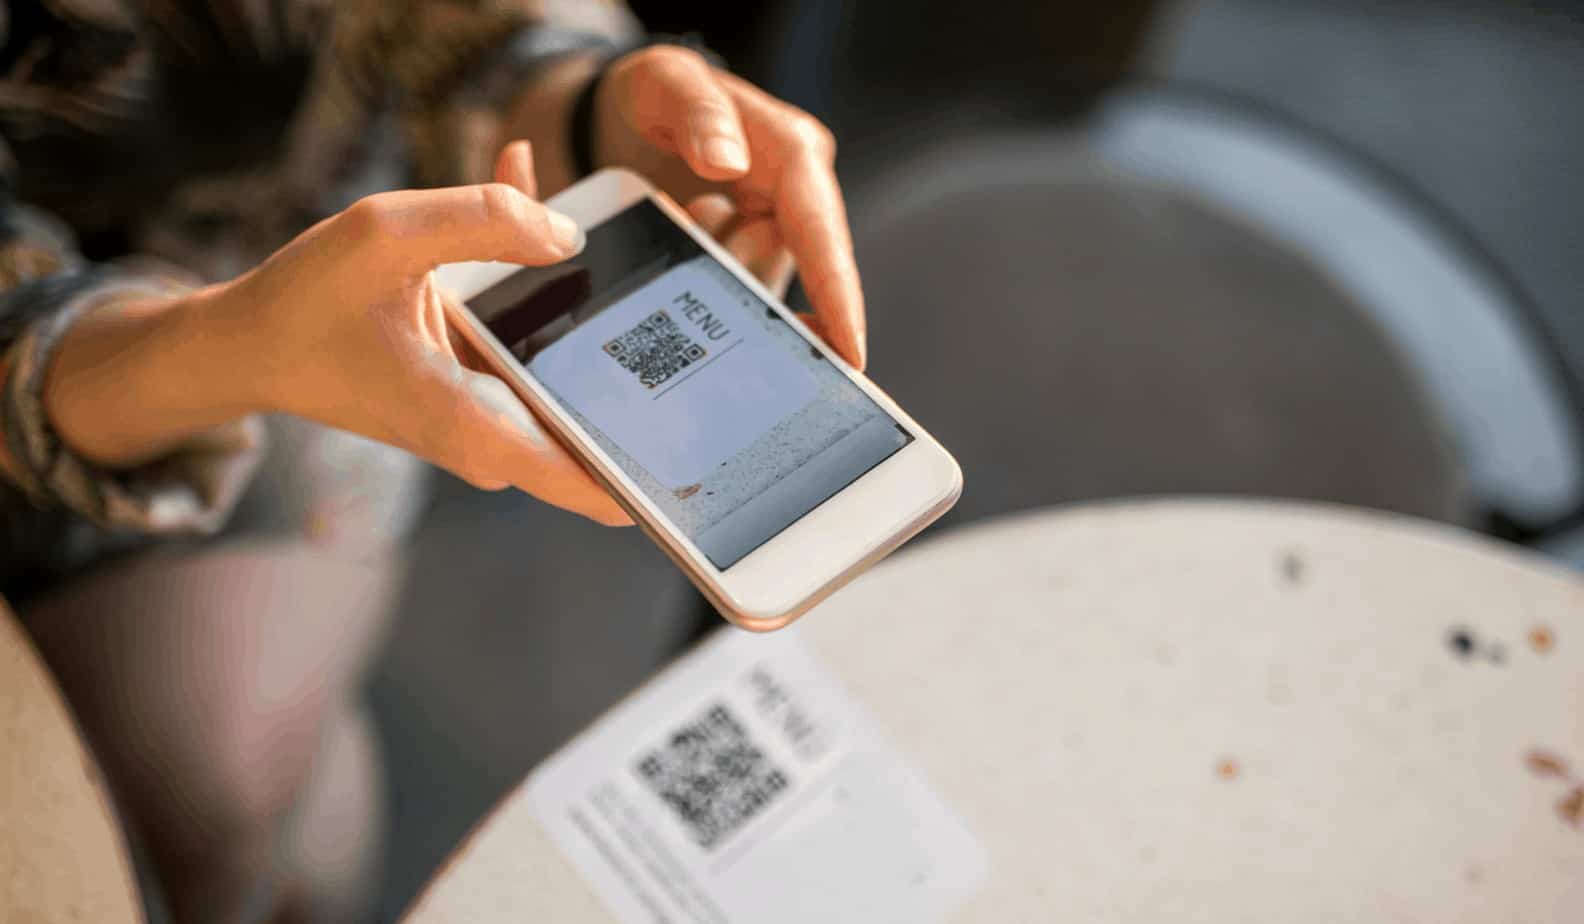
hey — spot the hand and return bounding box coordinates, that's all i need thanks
[591,45,866,369]
[212,142,631,526]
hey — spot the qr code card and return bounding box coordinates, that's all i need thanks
[634,701,791,850]
[525,628,989,924]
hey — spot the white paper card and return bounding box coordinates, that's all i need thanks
[525,627,990,923]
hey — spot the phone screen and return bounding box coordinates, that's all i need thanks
[466,198,911,569]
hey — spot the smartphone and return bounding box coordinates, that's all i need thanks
[434,168,961,631]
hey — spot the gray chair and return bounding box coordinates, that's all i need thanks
[765,0,1584,561]
[841,121,1473,530]
[1090,88,1584,551]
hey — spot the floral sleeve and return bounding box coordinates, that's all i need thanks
[0,141,266,535]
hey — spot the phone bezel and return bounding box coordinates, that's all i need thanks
[435,168,961,630]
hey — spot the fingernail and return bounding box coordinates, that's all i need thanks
[547,210,585,256]
[600,507,635,527]
[855,329,868,370]
[702,135,749,172]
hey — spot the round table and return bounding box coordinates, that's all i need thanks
[0,602,143,923]
[403,501,1584,922]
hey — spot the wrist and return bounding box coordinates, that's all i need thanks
[500,52,607,196]
[171,280,275,415]
[44,283,264,467]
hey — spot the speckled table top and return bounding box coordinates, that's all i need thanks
[404,499,1584,923]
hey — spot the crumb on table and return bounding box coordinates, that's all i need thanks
[1525,749,1570,779]
[1529,625,1555,654]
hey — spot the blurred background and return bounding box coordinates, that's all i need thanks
[367,0,1584,919]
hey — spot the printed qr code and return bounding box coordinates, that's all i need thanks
[602,309,708,389]
[635,702,790,850]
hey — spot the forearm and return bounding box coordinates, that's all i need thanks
[42,285,261,469]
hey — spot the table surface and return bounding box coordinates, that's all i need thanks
[0,602,143,923]
[403,500,1584,923]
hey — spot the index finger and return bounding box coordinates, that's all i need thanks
[773,151,866,369]
[720,76,866,369]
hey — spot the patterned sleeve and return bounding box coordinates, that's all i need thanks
[413,0,645,187]
[294,0,643,191]
[0,143,266,535]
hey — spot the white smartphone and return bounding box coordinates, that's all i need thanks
[434,168,961,631]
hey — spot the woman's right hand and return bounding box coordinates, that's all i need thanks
[214,141,631,526]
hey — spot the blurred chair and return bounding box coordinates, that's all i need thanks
[1155,0,1584,414]
[839,119,1473,530]
[1147,0,1584,564]
[760,0,1584,560]
[1,597,143,923]
[1089,87,1583,535]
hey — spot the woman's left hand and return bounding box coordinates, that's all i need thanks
[590,45,866,370]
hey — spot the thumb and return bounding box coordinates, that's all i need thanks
[417,357,631,526]
[460,372,633,526]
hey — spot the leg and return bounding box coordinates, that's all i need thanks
[21,540,399,924]
[275,700,386,924]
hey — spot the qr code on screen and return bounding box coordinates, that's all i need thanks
[634,702,790,850]
[602,310,707,389]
